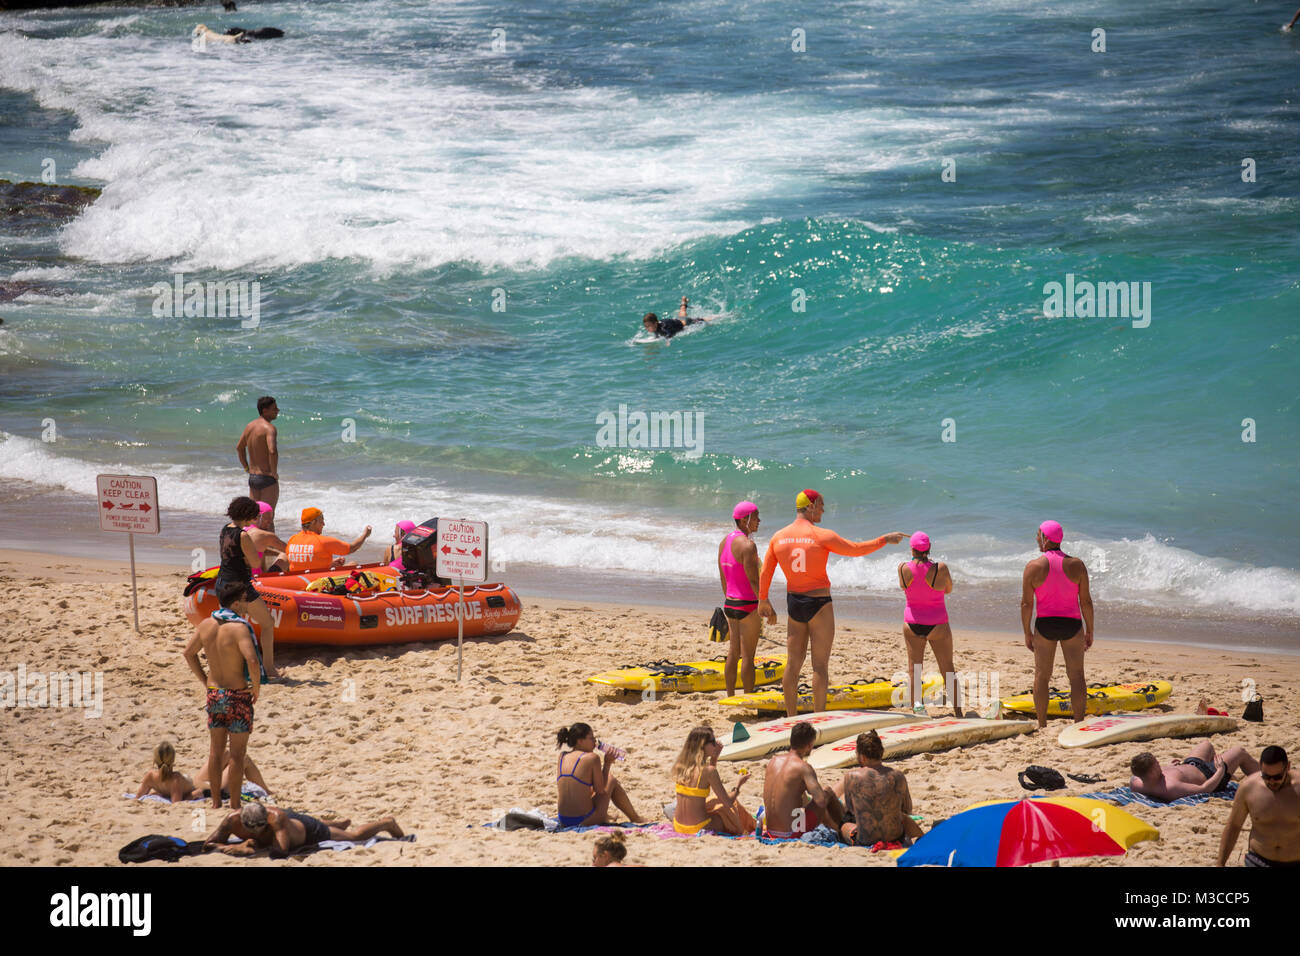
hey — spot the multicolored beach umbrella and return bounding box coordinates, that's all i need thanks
[896,796,1157,867]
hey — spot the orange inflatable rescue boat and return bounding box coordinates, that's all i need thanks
[182,563,522,647]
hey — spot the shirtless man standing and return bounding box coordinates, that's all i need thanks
[1020,520,1094,727]
[761,721,843,838]
[758,488,905,715]
[237,396,280,525]
[182,580,263,811]
[1217,746,1300,867]
[205,802,403,856]
[833,730,924,847]
[1130,742,1259,802]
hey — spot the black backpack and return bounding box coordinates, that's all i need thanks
[1018,766,1066,791]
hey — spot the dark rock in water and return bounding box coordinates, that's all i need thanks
[223,0,237,9]
[0,179,101,231]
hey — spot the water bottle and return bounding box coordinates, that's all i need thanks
[596,741,626,761]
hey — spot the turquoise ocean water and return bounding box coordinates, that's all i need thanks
[2,1,1298,626]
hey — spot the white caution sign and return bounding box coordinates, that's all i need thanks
[97,474,160,534]
[436,518,487,584]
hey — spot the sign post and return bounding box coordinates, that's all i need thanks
[97,474,160,631]
[434,518,488,682]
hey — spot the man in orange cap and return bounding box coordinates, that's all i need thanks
[758,490,906,716]
[285,508,372,572]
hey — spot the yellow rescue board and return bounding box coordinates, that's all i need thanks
[720,674,945,713]
[587,655,787,694]
[1001,680,1172,717]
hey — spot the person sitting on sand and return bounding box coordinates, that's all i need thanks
[204,802,403,856]
[592,832,629,867]
[671,726,755,836]
[1217,746,1300,867]
[243,501,289,574]
[832,730,924,847]
[383,520,417,570]
[555,722,643,827]
[135,741,270,802]
[286,507,371,572]
[762,721,843,839]
[898,531,958,716]
[641,297,710,339]
[1129,742,1260,802]
[192,747,270,800]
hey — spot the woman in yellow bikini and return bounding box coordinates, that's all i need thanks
[671,726,755,835]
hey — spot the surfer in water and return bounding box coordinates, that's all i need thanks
[1020,520,1093,728]
[758,489,906,716]
[193,24,285,44]
[641,297,711,338]
[898,531,958,716]
[718,501,763,696]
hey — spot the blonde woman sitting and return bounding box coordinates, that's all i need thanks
[671,725,755,836]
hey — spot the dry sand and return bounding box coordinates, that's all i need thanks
[1,547,1295,867]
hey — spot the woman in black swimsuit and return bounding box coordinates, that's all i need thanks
[216,497,280,679]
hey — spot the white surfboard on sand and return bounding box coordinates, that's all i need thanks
[808,717,1036,771]
[1058,711,1239,749]
[718,710,911,762]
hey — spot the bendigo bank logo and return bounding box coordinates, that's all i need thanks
[295,595,346,629]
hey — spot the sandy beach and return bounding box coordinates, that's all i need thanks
[1,546,1294,868]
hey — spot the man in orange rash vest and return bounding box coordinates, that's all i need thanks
[758,489,906,716]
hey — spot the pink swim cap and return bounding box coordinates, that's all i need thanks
[1039,520,1064,543]
[257,501,273,514]
[397,520,417,533]
[732,501,758,520]
[910,531,930,552]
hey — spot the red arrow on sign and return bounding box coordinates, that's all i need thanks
[102,500,114,509]
[471,548,481,558]
[139,503,152,512]
[441,545,451,555]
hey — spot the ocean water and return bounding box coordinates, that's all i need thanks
[2,1,1298,624]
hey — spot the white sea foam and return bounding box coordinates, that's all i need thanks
[2,431,1297,617]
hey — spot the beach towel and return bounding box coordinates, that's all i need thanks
[1079,782,1237,808]
[123,782,269,804]
[271,834,416,858]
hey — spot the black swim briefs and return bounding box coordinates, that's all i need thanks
[1034,616,1083,641]
[787,592,832,624]
[248,473,278,490]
